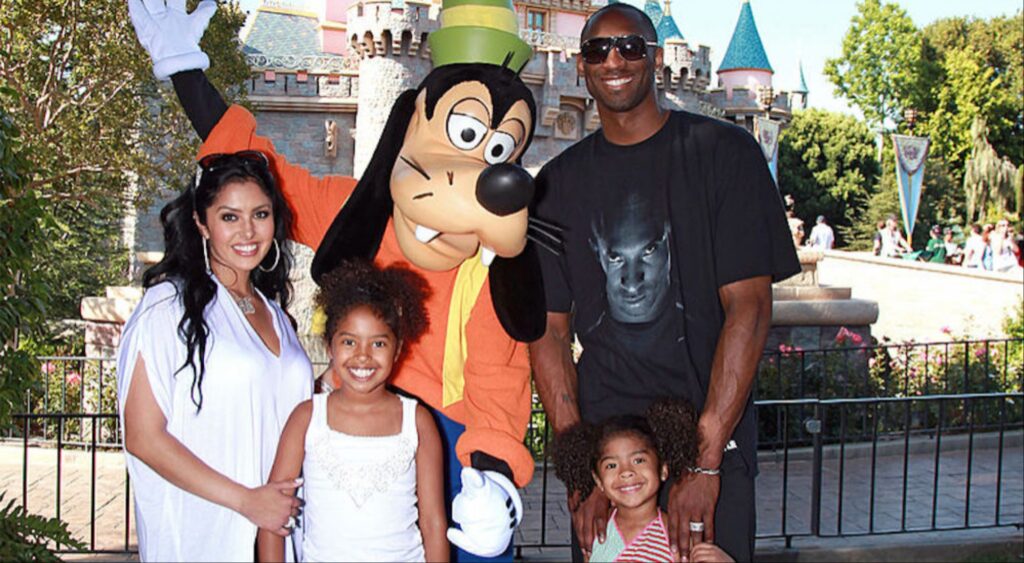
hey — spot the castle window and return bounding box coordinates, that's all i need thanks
[527,10,547,32]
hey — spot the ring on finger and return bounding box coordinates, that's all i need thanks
[689,521,705,533]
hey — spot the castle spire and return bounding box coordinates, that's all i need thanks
[718,0,773,74]
[795,59,808,93]
[664,0,671,18]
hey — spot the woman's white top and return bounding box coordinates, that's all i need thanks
[117,279,313,562]
[301,393,424,562]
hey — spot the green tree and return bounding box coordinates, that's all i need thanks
[0,0,250,321]
[0,103,49,422]
[778,109,880,247]
[824,0,926,129]
[923,47,1015,183]
[920,13,1023,173]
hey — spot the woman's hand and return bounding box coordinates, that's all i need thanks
[239,478,303,536]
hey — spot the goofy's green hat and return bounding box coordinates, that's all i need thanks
[428,0,533,72]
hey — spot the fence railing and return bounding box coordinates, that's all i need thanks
[4,338,1022,555]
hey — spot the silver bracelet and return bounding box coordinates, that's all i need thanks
[688,466,721,476]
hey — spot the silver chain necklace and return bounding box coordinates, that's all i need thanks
[227,287,257,315]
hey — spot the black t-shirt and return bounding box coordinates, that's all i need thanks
[534,110,800,475]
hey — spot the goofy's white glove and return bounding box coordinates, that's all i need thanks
[128,0,217,80]
[447,467,523,557]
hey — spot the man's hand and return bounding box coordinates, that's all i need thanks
[128,0,217,80]
[570,487,610,558]
[447,468,522,557]
[667,472,720,562]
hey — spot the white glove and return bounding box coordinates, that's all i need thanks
[128,0,218,80]
[447,467,523,558]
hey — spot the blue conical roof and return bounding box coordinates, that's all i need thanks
[795,60,808,93]
[643,0,683,43]
[609,0,683,44]
[718,0,773,73]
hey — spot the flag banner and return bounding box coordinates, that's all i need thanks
[756,117,780,185]
[892,134,930,241]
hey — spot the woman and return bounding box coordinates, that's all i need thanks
[117,151,313,561]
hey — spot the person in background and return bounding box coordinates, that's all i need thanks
[879,215,912,258]
[872,220,886,256]
[921,225,947,263]
[942,227,962,265]
[785,196,805,249]
[806,215,835,250]
[981,224,995,270]
[991,219,1020,273]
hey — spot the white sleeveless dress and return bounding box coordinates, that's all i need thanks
[301,393,424,562]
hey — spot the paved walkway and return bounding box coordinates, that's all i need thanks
[0,431,1020,558]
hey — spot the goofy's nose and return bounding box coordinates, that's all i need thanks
[475,164,535,217]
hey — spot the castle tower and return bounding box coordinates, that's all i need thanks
[634,0,711,114]
[717,0,773,100]
[348,0,437,176]
[791,59,809,110]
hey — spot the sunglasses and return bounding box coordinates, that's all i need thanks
[194,150,271,201]
[198,150,270,173]
[580,34,657,64]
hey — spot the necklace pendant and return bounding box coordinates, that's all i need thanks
[236,296,256,315]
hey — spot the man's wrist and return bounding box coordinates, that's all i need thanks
[696,419,726,469]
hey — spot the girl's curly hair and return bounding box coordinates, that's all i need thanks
[551,398,699,499]
[316,260,430,347]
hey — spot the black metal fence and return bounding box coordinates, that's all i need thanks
[4,338,1022,555]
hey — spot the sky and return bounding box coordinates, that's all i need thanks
[235,0,1022,116]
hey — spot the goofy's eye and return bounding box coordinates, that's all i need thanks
[447,113,487,150]
[484,131,516,165]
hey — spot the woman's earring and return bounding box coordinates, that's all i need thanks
[259,239,281,272]
[203,237,211,273]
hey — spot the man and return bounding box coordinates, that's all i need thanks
[879,214,912,258]
[963,224,985,268]
[806,215,835,250]
[921,225,947,263]
[529,4,799,562]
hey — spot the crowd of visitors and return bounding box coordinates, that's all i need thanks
[871,215,1022,273]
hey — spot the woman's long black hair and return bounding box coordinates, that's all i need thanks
[142,153,294,410]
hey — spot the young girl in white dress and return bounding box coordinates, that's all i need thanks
[258,261,448,562]
[117,151,313,562]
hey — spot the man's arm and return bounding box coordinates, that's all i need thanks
[668,275,772,559]
[529,312,611,553]
[528,312,580,434]
[697,275,772,468]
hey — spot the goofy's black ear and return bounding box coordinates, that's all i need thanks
[311,89,420,283]
[489,242,546,342]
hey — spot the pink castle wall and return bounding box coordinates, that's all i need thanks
[325,0,347,22]
[555,12,585,38]
[321,0,348,55]
[718,69,771,99]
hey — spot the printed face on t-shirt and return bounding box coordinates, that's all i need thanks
[590,193,672,324]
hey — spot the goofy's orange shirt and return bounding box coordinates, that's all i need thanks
[199,105,534,486]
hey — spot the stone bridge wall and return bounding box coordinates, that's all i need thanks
[817,250,1023,343]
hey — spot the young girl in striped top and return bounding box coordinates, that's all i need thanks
[553,400,733,563]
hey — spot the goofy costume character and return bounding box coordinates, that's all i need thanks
[130,0,555,559]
